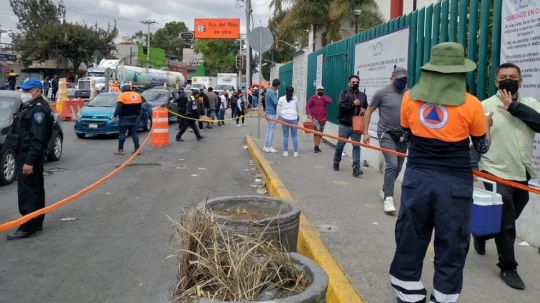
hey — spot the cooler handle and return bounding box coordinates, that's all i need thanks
[476,177,498,200]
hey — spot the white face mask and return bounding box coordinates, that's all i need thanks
[21,92,34,104]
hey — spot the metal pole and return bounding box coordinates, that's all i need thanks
[257,33,263,139]
[140,20,157,71]
[245,0,252,88]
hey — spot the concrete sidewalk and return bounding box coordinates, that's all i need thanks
[243,116,540,303]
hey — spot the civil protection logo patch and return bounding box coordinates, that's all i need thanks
[130,94,137,101]
[33,112,45,124]
[419,103,448,129]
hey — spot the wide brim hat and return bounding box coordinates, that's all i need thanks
[420,42,476,73]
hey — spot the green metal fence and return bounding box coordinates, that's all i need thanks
[287,0,502,124]
[278,62,293,97]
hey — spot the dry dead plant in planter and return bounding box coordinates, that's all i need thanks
[168,210,310,302]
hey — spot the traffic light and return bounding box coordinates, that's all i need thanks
[236,55,244,70]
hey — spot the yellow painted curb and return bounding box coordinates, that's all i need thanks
[244,135,366,303]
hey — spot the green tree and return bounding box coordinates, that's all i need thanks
[10,0,117,74]
[193,39,239,76]
[152,21,191,59]
[9,0,65,65]
[270,0,383,47]
[130,30,147,44]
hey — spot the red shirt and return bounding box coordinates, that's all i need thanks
[306,95,333,122]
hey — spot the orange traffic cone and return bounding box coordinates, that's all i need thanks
[151,107,169,147]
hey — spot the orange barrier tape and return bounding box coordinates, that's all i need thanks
[0,128,153,232]
[262,114,540,195]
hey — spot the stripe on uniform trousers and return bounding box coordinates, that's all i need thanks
[390,275,427,303]
[429,289,460,303]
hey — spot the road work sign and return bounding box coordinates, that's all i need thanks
[194,19,240,39]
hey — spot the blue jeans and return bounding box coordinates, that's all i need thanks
[333,124,361,168]
[118,116,139,151]
[379,132,407,198]
[264,114,276,147]
[281,118,298,152]
[218,108,225,121]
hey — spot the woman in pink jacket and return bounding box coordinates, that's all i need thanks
[306,85,333,153]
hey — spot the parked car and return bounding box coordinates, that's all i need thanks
[142,87,178,121]
[74,92,152,138]
[0,90,64,185]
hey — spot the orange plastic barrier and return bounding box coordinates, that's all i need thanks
[151,107,169,147]
[0,129,152,232]
[60,98,85,121]
[263,114,540,195]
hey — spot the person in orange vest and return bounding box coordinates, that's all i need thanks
[113,84,142,155]
[389,42,492,303]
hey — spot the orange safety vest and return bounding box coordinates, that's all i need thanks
[117,91,143,105]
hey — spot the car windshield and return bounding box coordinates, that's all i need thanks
[88,93,118,107]
[142,90,169,104]
[0,99,16,123]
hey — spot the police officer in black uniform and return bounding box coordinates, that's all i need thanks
[7,78,53,240]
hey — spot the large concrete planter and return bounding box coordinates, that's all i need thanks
[197,195,300,252]
[196,253,328,303]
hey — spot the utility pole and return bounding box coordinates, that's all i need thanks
[140,20,157,71]
[245,0,252,87]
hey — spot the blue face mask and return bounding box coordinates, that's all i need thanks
[394,78,408,91]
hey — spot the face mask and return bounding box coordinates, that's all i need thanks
[498,79,519,94]
[350,84,359,90]
[21,92,34,104]
[394,78,408,91]
[317,91,324,96]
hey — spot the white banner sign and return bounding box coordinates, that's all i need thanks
[354,28,410,137]
[315,54,323,87]
[501,0,540,186]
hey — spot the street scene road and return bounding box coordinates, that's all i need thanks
[0,122,260,302]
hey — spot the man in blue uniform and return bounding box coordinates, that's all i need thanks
[7,78,53,240]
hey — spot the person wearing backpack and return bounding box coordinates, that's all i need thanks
[7,78,54,240]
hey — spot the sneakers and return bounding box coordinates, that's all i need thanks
[262,146,269,152]
[473,236,486,256]
[500,270,525,290]
[176,138,184,142]
[114,149,125,155]
[294,152,299,157]
[283,151,289,157]
[267,147,278,153]
[314,146,321,153]
[383,197,397,213]
[333,163,340,171]
[353,167,363,177]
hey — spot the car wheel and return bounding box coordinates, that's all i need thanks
[76,133,85,139]
[48,134,63,161]
[143,116,152,131]
[0,149,16,185]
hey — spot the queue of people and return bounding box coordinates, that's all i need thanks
[259,42,539,299]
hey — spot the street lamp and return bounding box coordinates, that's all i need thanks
[276,40,301,52]
[354,9,362,34]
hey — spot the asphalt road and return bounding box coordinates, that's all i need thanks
[0,120,260,302]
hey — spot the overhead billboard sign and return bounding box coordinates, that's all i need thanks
[194,18,240,39]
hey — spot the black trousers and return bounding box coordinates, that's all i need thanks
[16,152,45,232]
[475,176,529,271]
[176,119,201,139]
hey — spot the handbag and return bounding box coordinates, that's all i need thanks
[352,107,364,134]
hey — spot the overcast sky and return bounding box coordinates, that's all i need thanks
[0,0,273,44]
